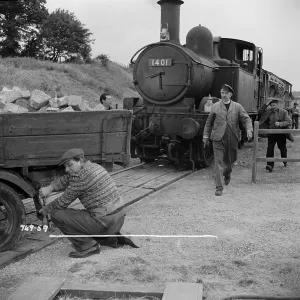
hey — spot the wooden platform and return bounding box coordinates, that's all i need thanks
[0,160,192,269]
[7,276,203,300]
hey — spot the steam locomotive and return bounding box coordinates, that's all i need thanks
[123,0,294,170]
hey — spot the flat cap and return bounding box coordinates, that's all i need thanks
[59,148,84,166]
[221,84,234,94]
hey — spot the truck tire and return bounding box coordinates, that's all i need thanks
[0,182,25,252]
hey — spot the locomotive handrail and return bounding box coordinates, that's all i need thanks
[130,43,156,64]
[251,121,300,183]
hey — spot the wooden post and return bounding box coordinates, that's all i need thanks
[252,121,259,183]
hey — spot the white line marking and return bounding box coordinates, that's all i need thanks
[49,234,218,238]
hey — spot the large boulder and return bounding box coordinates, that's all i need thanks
[46,107,60,112]
[67,95,85,111]
[93,103,105,111]
[49,98,59,108]
[29,89,52,110]
[15,99,36,112]
[0,90,23,103]
[61,106,75,112]
[20,90,31,99]
[0,87,30,101]
[4,103,28,113]
[57,96,69,108]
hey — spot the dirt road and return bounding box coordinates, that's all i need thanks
[1,136,300,300]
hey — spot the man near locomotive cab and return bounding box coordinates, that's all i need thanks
[258,99,292,172]
[203,84,253,196]
[93,93,114,111]
[39,148,139,258]
[100,93,114,110]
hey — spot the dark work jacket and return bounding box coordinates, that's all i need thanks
[258,104,291,129]
[258,104,293,141]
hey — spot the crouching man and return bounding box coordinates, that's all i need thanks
[39,148,138,258]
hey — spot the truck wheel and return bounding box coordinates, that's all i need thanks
[0,182,25,252]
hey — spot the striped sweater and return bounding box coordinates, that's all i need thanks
[45,161,124,216]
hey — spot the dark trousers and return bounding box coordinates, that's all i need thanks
[292,115,299,129]
[51,208,125,251]
[213,140,234,190]
[266,134,287,167]
[212,126,238,190]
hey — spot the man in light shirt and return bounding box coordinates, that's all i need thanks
[93,93,114,111]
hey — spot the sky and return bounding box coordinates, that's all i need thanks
[45,0,300,91]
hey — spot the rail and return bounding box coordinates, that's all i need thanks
[251,121,300,183]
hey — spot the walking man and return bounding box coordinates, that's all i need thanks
[258,99,292,172]
[39,148,139,258]
[203,84,253,196]
[291,102,299,129]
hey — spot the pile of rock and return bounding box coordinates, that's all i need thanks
[0,87,91,113]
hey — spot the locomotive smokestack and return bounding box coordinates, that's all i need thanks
[157,0,183,44]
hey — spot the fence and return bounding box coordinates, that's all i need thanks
[251,121,300,183]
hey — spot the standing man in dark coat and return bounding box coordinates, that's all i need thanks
[203,84,253,196]
[291,102,299,129]
[258,99,292,172]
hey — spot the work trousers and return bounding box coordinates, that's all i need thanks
[212,126,238,190]
[266,134,287,168]
[51,208,125,251]
[292,115,299,129]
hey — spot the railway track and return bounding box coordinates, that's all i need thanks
[0,159,194,269]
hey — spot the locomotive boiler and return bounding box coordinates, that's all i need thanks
[123,0,293,169]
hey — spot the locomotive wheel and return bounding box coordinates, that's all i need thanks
[136,145,157,163]
[0,182,26,252]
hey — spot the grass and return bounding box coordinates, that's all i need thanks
[0,57,139,108]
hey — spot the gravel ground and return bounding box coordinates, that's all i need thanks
[1,136,300,300]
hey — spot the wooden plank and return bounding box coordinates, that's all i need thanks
[259,128,300,134]
[2,154,126,168]
[7,276,64,300]
[162,282,203,300]
[3,132,127,160]
[112,163,156,180]
[2,110,131,136]
[115,167,159,186]
[0,251,21,268]
[118,185,133,195]
[122,187,154,207]
[59,283,164,299]
[126,167,175,188]
[257,157,300,162]
[114,162,174,186]
[23,198,36,214]
[142,170,192,190]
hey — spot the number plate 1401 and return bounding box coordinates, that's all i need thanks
[149,58,172,67]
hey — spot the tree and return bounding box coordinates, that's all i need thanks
[40,9,94,62]
[0,0,48,57]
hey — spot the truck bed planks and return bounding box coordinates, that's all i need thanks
[7,276,64,300]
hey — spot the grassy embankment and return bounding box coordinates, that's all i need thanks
[0,57,139,109]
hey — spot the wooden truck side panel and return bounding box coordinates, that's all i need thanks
[0,110,132,168]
